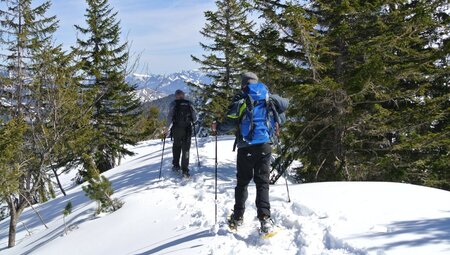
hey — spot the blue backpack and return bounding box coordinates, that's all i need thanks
[240,82,278,145]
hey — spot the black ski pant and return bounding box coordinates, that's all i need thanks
[233,143,272,220]
[172,126,191,172]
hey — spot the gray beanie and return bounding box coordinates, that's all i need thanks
[241,72,258,85]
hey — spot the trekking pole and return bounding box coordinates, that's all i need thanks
[214,121,218,224]
[277,141,291,202]
[159,135,167,180]
[192,122,201,167]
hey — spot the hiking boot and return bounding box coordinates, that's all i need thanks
[172,165,181,171]
[259,216,275,234]
[228,213,243,229]
[182,170,190,178]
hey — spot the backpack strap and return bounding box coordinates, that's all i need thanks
[172,100,178,124]
[233,98,247,152]
[244,95,256,141]
[268,99,281,140]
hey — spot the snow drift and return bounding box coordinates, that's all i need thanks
[0,136,449,255]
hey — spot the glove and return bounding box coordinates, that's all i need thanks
[211,121,217,136]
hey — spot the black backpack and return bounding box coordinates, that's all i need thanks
[173,99,193,128]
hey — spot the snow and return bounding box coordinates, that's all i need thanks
[134,88,166,103]
[0,97,12,107]
[132,73,151,80]
[0,136,449,255]
[126,71,212,97]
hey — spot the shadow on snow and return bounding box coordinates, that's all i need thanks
[0,137,239,251]
[362,217,450,251]
[130,230,211,255]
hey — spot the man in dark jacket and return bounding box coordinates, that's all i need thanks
[211,72,289,234]
[166,89,197,177]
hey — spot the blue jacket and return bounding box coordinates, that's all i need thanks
[217,87,289,149]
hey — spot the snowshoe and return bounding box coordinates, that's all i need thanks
[227,213,243,231]
[259,217,279,239]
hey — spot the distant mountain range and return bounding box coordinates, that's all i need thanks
[126,70,211,103]
[0,70,210,108]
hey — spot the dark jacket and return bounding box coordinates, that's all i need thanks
[167,99,197,128]
[217,88,289,149]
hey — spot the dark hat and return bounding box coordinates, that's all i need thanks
[175,89,185,95]
[241,72,259,86]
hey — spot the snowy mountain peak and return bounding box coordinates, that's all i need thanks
[133,88,166,102]
[126,70,211,103]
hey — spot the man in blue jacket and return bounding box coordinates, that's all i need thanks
[211,72,289,234]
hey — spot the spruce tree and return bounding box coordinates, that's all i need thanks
[132,106,162,141]
[63,201,73,235]
[25,3,76,203]
[361,1,449,189]
[250,0,328,181]
[74,0,141,172]
[0,0,97,246]
[29,43,95,199]
[0,117,26,248]
[251,0,313,89]
[250,0,310,92]
[0,0,74,247]
[81,154,122,214]
[257,0,449,189]
[191,0,254,124]
[0,0,41,117]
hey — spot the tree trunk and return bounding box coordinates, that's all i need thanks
[8,207,17,248]
[52,167,66,196]
[21,221,31,236]
[63,216,67,235]
[20,192,48,229]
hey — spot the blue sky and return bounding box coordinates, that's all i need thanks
[41,0,216,74]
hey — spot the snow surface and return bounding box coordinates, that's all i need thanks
[0,136,449,255]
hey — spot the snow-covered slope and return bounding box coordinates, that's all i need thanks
[1,136,449,255]
[133,87,166,103]
[127,70,211,102]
